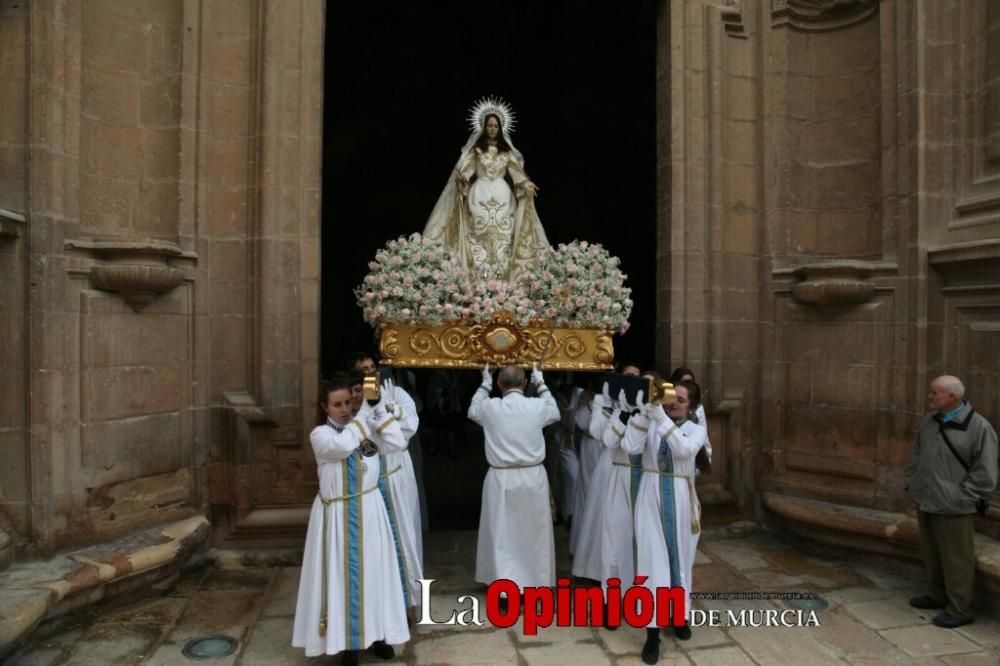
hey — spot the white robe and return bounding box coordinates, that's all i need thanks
[571,401,636,591]
[292,414,410,656]
[468,385,561,587]
[569,396,602,555]
[621,413,707,626]
[380,386,423,607]
[557,388,581,518]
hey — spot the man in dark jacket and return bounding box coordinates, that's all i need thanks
[905,375,998,628]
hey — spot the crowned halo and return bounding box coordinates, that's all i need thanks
[467,96,516,135]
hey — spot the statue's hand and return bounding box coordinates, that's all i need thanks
[525,181,539,198]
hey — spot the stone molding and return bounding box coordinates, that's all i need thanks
[771,0,879,31]
[64,239,194,312]
[763,492,1000,598]
[785,261,886,306]
[0,208,25,241]
[928,240,1000,294]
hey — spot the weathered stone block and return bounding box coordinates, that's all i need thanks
[207,34,252,85]
[85,364,184,421]
[135,180,180,239]
[210,316,247,363]
[139,76,181,129]
[209,240,248,282]
[206,137,249,186]
[206,186,249,239]
[81,67,139,125]
[81,413,187,487]
[81,119,144,180]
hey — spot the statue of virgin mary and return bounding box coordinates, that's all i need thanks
[423,98,550,282]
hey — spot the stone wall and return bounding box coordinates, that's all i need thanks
[665,0,1000,547]
[3,0,999,558]
[0,0,322,556]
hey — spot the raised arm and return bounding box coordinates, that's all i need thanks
[311,421,367,463]
[659,419,707,461]
[467,365,493,425]
[588,383,613,440]
[367,402,408,454]
[621,410,650,456]
[602,408,626,450]
[390,383,420,442]
[537,382,561,427]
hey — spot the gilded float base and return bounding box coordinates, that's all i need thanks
[377,313,614,370]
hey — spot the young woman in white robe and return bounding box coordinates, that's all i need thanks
[349,358,425,613]
[292,379,409,663]
[621,380,707,665]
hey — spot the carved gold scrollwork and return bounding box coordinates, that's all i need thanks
[379,327,401,359]
[410,328,437,355]
[563,335,585,359]
[439,326,468,358]
[595,334,615,365]
[377,315,615,370]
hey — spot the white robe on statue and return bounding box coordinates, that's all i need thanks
[424,140,549,282]
[571,399,636,591]
[379,386,423,607]
[569,395,602,556]
[621,412,707,626]
[292,413,410,656]
[468,385,561,587]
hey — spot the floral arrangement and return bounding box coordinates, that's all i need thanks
[356,235,632,333]
[528,241,633,334]
[355,233,468,326]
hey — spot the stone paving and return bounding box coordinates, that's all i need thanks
[9,524,1000,665]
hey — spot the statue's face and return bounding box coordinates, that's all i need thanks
[485,116,500,140]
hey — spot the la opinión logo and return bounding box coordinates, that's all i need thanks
[417,577,686,635]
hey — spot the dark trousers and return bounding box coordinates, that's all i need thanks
[917,510,976,620]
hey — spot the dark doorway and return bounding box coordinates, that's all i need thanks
[322,1,658,529]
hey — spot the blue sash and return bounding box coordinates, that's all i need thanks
[657,437,683,588]
[378,456,411,608]
[342,453,364,649]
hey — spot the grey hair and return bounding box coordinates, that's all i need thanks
[498,365,526,390]
[935,375,965,400]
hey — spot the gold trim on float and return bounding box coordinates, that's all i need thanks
[377,312,615,370]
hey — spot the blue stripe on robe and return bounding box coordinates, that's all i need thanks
[657,438,682,589]
[378,456,411,607]
[344,454,363,650]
